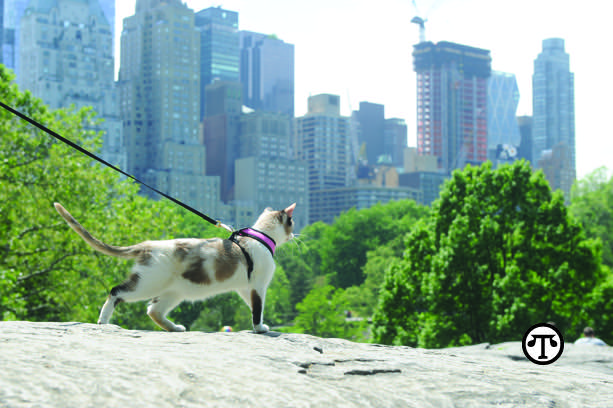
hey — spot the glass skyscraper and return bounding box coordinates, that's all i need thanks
[195,7,239,120]
[354,101,385,165]
[487,71,521,148]
[532,38,575,200]
[240,30,295,118]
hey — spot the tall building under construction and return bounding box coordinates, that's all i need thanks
[413,41,491,173]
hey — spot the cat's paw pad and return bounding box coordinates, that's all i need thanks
[173,324,186,332]
[253,323,269,334]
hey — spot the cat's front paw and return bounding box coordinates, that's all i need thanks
[253,323,269,334]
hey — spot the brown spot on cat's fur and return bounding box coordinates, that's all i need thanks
[182,257,211,285]
[213,239,241,282]
[174,240,192,261]
[134,245,153,266]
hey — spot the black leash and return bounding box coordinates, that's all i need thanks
[0,100,233,232]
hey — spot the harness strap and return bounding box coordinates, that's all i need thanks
[228,231,254,280]
[236,228,276,256]
[228,228,276,280]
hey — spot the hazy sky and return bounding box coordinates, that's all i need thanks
[115,0,612,179]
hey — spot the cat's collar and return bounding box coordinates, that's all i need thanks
[233,228,276,256]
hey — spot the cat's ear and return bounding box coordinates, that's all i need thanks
[284,203,296,217]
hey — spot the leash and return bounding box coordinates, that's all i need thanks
[0,100,233,232]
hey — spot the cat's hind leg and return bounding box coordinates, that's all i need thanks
[146,292,186,332]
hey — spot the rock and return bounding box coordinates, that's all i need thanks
[1,321,612,407]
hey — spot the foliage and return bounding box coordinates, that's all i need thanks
[319,200,429,289]
[580,265,613,344]
[571,167,613,268]
[275,221,328,314]
[372,161,605,348]
[291,282,365,340]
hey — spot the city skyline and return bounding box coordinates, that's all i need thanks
[114,0,610,181]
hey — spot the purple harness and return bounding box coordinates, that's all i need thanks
[228,228,276,279]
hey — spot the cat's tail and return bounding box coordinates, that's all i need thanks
[54,203,143,259]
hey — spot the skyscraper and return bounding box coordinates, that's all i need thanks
[195,7,239,120]
[201,81,242,201]
[2,0,113,79]
[383,118,408,167]
[120,0,218,213]
[18,0,124,169]
[532,38,575,199]
[413,41,491,173]
[1,0,31,75]
[487,71,521,148]
[354,101,385,165]
[517,116,533,163]
[240,31,294,118]
[295,94,353,223]
[234,111,308,230]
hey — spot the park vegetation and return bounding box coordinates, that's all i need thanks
[1,64,612,346]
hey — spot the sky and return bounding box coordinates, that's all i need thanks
[115,0,612,179]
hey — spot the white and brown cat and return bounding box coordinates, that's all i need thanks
[53,202,296,333]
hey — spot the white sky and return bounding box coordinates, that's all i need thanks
[115,0,613,179]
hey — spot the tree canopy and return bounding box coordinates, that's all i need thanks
[372,161,606,347]
[571,167,613,268]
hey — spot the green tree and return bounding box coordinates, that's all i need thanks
[571,167,613,267]
[320,200,429,288]
[373,161,604,347]
[581,265,613,344]
[275,221,328,313]
[292,283,356,338]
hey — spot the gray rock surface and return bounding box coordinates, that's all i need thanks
[1,321,612,407]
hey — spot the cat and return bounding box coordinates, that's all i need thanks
[53,202,296,333]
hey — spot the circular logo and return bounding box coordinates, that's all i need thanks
[522,323,564,365]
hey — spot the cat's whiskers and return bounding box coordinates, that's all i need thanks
[290,234,307,254]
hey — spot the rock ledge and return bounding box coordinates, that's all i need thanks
[1,321,612,407]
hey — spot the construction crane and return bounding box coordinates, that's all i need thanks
[411,16,426,43]
[410,0,428,43]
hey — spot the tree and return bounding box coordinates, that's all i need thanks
[581,265,613,345]
[291,283,363,339]
[275,221,328,313]
[373,161,605,347]
[319,200,429,288]
[571,167,613,267]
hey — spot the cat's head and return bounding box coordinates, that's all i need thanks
[253,203,296,245]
